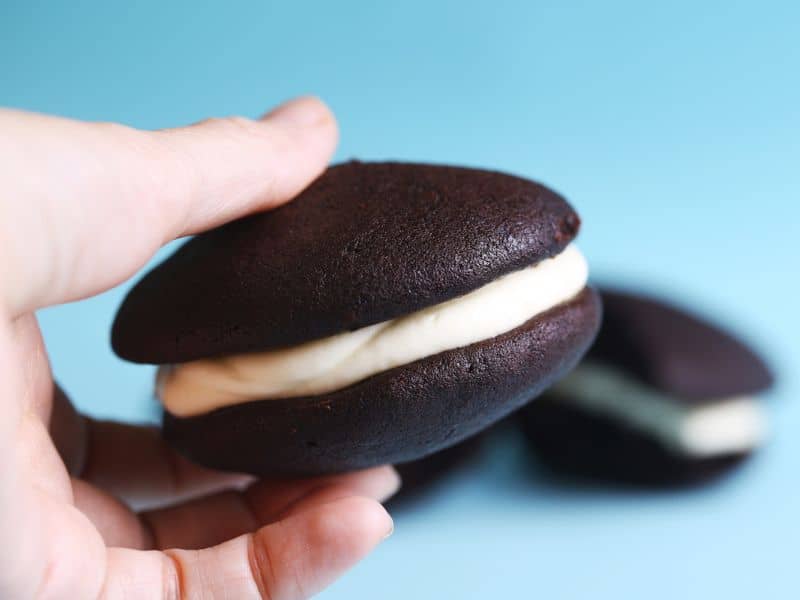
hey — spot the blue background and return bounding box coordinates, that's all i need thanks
[2,1,798,598]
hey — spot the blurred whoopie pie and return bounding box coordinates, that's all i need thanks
[519,288,773,485]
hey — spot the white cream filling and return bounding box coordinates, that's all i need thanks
[549,362,767,458]
[159,244,588,417]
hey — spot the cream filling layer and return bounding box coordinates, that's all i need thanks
[159,244,588,417]
[549,362,767,458]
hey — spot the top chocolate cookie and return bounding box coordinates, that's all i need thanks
[591,289,774,401]
[112,161,580,363]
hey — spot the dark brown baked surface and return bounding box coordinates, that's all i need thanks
[112,161,580,363]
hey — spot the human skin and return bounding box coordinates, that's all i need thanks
[0,97,398,600]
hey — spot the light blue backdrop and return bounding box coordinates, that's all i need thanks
[2,1,798,598]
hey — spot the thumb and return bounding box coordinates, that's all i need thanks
[0,96,338,316]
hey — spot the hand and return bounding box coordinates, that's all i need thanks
[0,97,399,599]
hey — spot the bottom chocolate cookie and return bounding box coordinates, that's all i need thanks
[163,288,601,476]
[519,396,749,486]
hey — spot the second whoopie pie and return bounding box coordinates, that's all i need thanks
[519,288,773,485]
[112,161,600,476]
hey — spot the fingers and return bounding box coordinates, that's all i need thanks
[81,420,253,511]
[71,464,398,553]
[142,490,258,551]
[100,497,393,600]
[140,466,400,550]
[0,97,338,316]
[72,415,399,551]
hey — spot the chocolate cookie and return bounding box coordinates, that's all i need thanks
[519,288,774,486]
[113,161,600,475]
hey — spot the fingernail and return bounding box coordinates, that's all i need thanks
[265,96,330,128]
[383,515,395,540]
[383,467,402,500]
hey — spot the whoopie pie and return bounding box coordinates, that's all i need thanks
[112,161,600,476]
[519,288,774,485]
